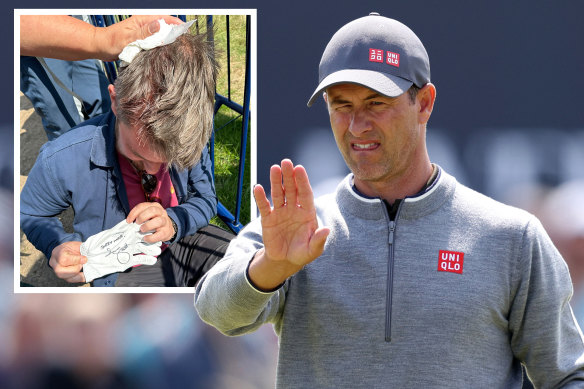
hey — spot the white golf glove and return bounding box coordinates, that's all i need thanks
[81,220,162,282]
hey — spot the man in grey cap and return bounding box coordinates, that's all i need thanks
[195,13,584,387]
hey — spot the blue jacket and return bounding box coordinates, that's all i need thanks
[21,111,217,286]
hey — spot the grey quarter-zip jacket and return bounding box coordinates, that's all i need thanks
[195,167,584,388]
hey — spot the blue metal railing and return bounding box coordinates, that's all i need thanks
[209,15,251,233]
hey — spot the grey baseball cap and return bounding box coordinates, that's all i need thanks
[307,12,430,107]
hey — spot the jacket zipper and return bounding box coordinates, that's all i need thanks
[383,200,402,342]
[385,219,396,342]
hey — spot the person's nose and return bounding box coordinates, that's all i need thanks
[348,108,372,137]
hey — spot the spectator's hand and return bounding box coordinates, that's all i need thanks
[20,15,184,62]
[249,159,330,290]
[97,15,184,61]
[49,241,87,283]
[127,202,175,243]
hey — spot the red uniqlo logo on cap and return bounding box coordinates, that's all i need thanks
[386,51,400,67]
[437,250,465,275]
[369,49,384,63]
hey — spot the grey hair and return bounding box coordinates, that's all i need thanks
[114,31,219,170]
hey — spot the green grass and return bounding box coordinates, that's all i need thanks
[190,15,251,231]
[213,109,251,230]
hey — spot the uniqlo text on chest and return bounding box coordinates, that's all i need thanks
[437,250,465,274]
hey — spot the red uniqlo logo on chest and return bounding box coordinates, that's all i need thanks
[437,250,465,274]
[369,48,384,63]
[386,51,400,67]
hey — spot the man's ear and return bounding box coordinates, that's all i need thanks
[417,83,436,125]
[108,84,118,116]
[323,91,328,105]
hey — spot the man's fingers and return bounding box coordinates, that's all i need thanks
[127,202,150,223]
[294,165,315,210]
[139,216,164,235]
[270,164,284,208]
[309,227,330,259]
[53,262,85,281]
[57,252,87,267]
[253,184,272,218]
[145,20,160,36]
[127,203,169,242]
[142,228,166,243]
[281,159,298,206]
[134,15,184,40]
[137,215,171,242]
[159,15,184,26]
[127,202,164,225]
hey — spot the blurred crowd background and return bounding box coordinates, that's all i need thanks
[0,290,278,389]
[6,2,584,388]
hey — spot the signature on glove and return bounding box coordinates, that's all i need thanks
[100,233,132,264]
[81,220,163,282]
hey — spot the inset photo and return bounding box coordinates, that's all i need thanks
[16,10,256,291]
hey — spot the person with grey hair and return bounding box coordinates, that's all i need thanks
[20,15,183,141]
[21,26,234,287]
[195,12,584,387]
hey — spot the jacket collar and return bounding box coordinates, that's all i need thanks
[89,111,118,168]
[335,165,457,221]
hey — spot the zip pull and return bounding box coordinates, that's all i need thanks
[388,220,395,245]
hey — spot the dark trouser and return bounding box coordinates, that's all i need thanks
[20,56,111,140]
[114,225,234,287]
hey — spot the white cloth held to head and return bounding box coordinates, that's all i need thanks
[81,220,162,282]
[119,19,196,66]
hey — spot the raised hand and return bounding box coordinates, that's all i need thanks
[249,159,329,290]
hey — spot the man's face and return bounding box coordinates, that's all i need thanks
[115,120,166,174]
[109,84,165,174]
[325,83,424,193]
